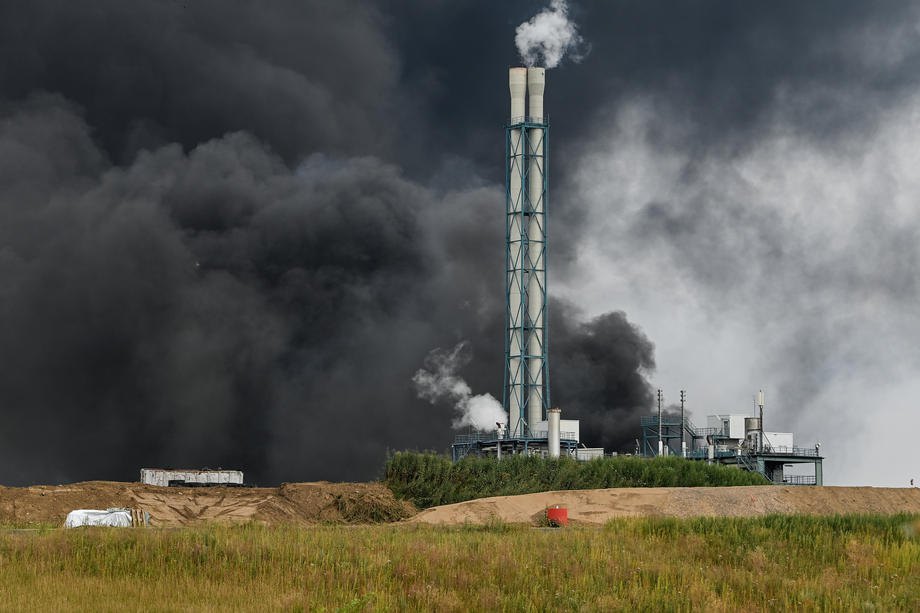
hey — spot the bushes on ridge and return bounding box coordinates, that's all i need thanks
[384,452,769,508]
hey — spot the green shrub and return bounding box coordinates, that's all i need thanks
[384,452,769,508]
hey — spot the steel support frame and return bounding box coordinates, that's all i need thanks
[503,120,549,437]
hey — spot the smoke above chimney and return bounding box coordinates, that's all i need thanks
[515,0,588,69]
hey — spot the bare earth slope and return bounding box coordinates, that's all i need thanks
[410,486,920,525]
[5,483,919,528]
[0,481,415,527]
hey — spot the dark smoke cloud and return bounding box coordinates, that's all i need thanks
[384,0,920,175]
[0,0,399,164]
[12,0,909,486]
[0,94,429,484]
[551,307,656,453]
[0,91,651,484]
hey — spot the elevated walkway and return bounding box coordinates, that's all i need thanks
[451,431,578,462]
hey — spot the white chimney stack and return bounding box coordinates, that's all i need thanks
[548,407,561,458]
[507,67,528,436]
[509,67,527,122]
[525,67,546,433]
[527,67,545,121]
[504,66,549,439]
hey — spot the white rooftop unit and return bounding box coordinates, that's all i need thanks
[706,414,747,440]
[140,468,244,487]
[762,432,794,453]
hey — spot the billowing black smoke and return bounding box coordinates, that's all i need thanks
[0,1,660,485]
[551,307,656,453]
[0,0,399,164]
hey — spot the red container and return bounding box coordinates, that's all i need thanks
[546,505,568,527]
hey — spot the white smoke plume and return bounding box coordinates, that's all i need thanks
[412,342,507,432]
[515,0,586,68]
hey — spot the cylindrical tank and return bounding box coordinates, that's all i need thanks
[745,417,762,451]
[507,67,527,436]
[745,417,762,434]
[546,505,568,527]
[526,67,546,431]
[547,407,561,458]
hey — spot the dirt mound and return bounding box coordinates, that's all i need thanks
[409,486,920,525]
[0,481,415,527]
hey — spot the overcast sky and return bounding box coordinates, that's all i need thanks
[1,1,918,486]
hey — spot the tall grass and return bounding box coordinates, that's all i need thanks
[384,452,768,507]
[0,515,917,611]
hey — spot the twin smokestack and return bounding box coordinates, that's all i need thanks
[505,67,549,439]
[508,66,545,122]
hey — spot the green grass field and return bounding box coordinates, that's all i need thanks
[1,515,917,611]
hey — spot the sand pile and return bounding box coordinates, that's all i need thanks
[409,486,920,525]
[0,481,415,527]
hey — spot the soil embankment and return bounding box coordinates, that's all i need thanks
[409,486,920,526]
[5,482,919,528]
[0,481,415,527]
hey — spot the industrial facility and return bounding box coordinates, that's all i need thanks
[639,391,824,485]
[451,68,826,486]
[452,66,587,461]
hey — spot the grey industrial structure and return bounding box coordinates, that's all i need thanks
[140,468,244,487]
[452,66,584,462]
[450,68,826,485]
[639,396,824,485]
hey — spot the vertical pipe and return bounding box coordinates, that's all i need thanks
[508,67,527,436]
[547,407,561,458]
[657,388,663,456]
[526,67,546,432]
[680,390,686,457]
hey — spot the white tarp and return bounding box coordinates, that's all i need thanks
[64,508,133,528]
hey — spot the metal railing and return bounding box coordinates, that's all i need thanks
[533,430,577,441]
[452,431,576,445]
[640,415,725,439]
[760,447,820,457]
[508,116,549,126]
[452,433,493,444]
[683,447,821,462]
[777,475,818,485]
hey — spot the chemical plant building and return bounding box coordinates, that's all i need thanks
[452,67,825,486]
[639,407,824,486]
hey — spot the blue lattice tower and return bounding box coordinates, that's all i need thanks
[503,67,549,437]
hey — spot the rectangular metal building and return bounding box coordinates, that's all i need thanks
[140,468,244,487]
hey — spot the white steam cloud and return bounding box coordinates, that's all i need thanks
[412,342,507,432]
[515,0,586,69]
